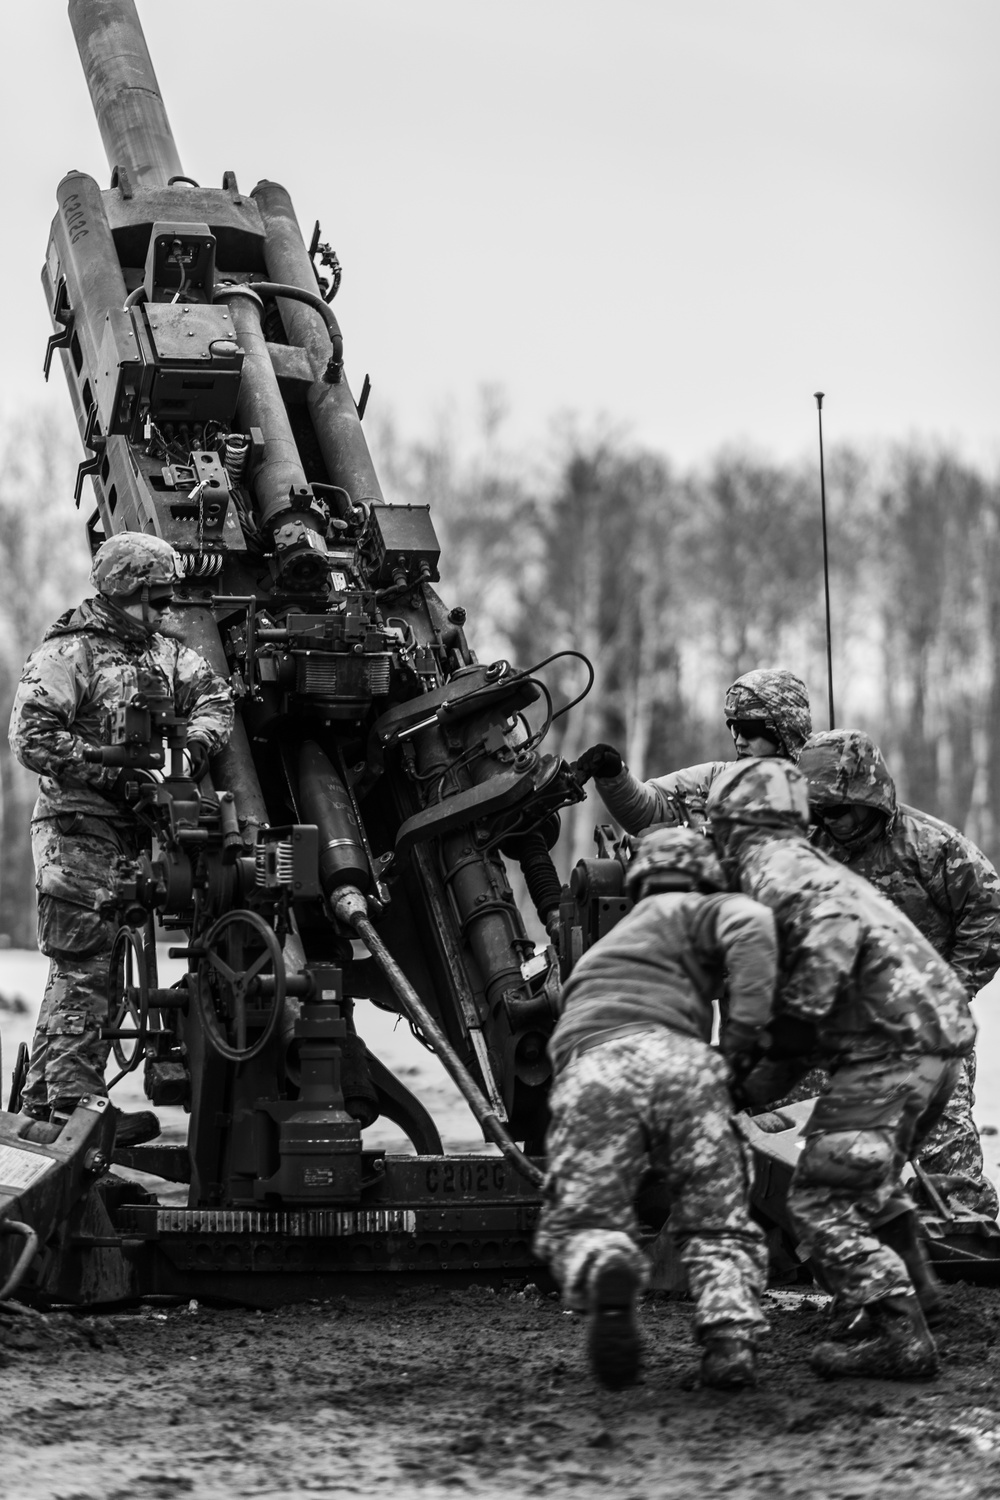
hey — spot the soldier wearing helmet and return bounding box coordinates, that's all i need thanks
[799,728,1000,1218]
[534,826,777,1393]
[9,532,234,1146]
[575,667,812,835]
[705,758,976,1381]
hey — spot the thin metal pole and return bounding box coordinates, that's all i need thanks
[814,392,835,729]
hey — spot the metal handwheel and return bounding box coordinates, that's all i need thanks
[196,909,285,1063]
[106,925,150,1084]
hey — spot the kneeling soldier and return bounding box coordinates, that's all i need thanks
[706,758,976,1380]
[534,827,776,1391]
[800,728,1000,1218]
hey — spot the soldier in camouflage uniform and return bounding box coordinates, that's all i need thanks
[575,667,812,834]
[9,534,234,1145]
[534,827,776,1391]
[799,729,1000,1218]
[706,758,976,1380]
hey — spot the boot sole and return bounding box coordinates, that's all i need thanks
[587,1262,640,1390]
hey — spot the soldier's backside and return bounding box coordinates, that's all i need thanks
[535,827,777,1392]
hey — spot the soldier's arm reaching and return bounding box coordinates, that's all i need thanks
[170,643,235,753]
[710,894,777,1082]
[713,894,778,1033]
[581,754,723,835]
[777,899,864,1021]
[933,832,1000,997]
[9,639,118,793]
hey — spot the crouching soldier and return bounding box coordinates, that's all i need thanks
[800,728,1000,1218]
[534,827,775,1392]
[9,533,234,1145]
[705,759,976,1380]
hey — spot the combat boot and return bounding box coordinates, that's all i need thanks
[810,1293,938,1380]
[825,1300,872,1342]
[875,1211,946,1327]
[700,1328,757,1389]
[586,1253,641,1389]
[49,1102,161,1148]
[111,1109,162,1147]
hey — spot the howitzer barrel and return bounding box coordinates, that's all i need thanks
[69,0,183,187]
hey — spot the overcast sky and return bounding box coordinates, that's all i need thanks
[3,0,997,469]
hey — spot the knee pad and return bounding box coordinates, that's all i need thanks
[798,1129,896,1191]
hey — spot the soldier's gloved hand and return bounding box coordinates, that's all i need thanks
[719,1020,767,1086]
[574,744,624,782]
[736,1057,812,1112]
[186,740,211,782]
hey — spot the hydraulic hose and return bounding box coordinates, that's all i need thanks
[0,1220,39,1301]
[244,281,344,383]
[331,887,544,1188]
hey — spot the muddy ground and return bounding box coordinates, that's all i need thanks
[6,957,1000,1497]
[4,1278,1000,1499]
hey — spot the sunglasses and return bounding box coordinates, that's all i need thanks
[148,592,175,609]
[727,719,779,743]
[816,804,858,822]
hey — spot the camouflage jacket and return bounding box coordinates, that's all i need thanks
[592,759,730,835]
[550,888,777,1071]
[817,805,1000,1000]
[9,596,234,819]
[736,829,975,1063]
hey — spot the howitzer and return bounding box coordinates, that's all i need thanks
[0,0,591,1305]
[7,2,995,1309]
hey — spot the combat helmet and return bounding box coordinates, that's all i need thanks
[91,533,184,598]
[705,759,811,845]
[723,669,812,759]
[624,826,726,902]
[798,730,896,819]
[798,729,895,851]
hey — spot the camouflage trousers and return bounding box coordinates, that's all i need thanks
[917,1052,997,1216]
[769,1051,997,1218]
[534,1029,768,1341]
[790,1052,962,1310]
[21,815,139,1114]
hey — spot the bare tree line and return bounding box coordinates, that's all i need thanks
[0,405,997,942]
[371,402,1000,879]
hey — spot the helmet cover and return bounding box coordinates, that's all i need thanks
[724,669,812,758]
[705,757,811,834]
[624,826,726,901]
[91,533,184,598]
[797,730,896,820]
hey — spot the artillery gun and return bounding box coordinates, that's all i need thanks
[0,0,592,1304]
[2,0,996,1309]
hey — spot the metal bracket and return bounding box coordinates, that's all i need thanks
[73,403,106,508]
[110,164,134,199]
[42,278,74,381]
